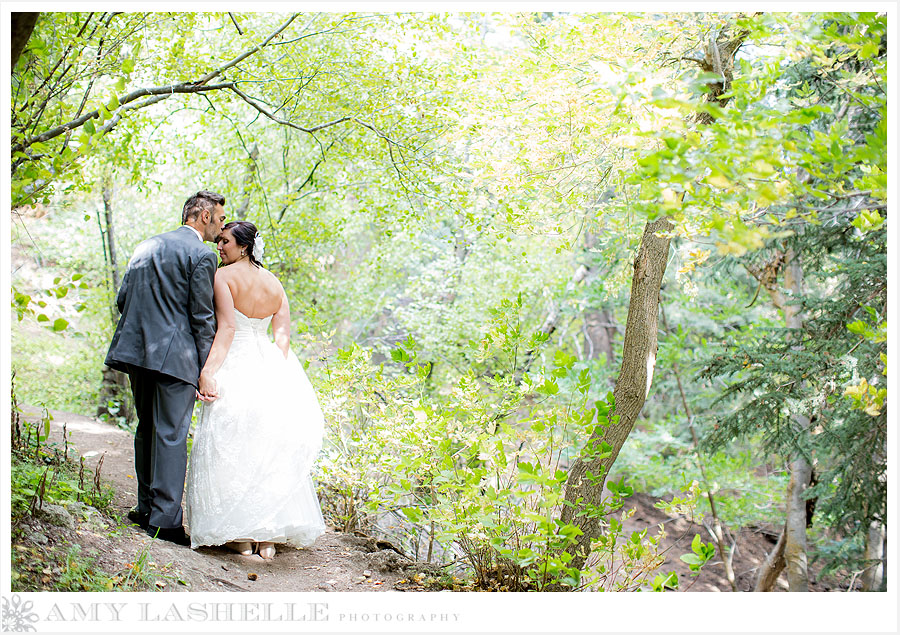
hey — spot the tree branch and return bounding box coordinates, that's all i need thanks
[228,12,243,36]
[194,13,298,85]
[11,13,298,156]
[12,82,238,154]
[25,13,97,105]
[277,139,335,223]
[227,84,351,133]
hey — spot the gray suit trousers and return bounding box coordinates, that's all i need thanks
[127,366,195,529]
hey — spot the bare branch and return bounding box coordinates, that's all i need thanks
[228,12,243,36]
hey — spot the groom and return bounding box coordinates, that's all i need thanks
[105,191,226,546]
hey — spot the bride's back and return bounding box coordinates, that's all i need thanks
[222,263,284,319]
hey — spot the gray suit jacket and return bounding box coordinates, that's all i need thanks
[105,225,218,387]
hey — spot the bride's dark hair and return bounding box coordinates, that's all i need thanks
[222,220,263,268]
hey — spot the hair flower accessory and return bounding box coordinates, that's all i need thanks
[254,232,265,263]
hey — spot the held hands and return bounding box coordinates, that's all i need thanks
[197,371,219,402]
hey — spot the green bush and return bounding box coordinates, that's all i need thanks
[312,309,689,590]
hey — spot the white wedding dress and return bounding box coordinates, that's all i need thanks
[185,308,326,549]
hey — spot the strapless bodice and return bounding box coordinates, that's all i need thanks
[233,308,272,337]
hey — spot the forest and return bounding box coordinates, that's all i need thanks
[7,9,889,599]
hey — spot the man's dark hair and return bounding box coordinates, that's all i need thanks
[182,190,225,224]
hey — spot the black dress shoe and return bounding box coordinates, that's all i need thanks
[127,509,150,530]
[146,525,191,547]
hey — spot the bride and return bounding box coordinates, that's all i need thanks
[185,220,326,559]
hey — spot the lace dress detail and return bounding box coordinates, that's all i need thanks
[185,308,326,548]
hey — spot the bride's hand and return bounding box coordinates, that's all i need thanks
[198,372,218,402]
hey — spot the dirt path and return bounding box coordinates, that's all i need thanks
[17,406,414,593]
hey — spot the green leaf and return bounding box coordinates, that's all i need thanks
[536,379,559,396]
[858,40,879,60]
[691,533,702,553]
[400,507,423,523]
[652,571,679,591]
[553,350,577,370]
[52,318,69,331]
[680,553,704,566]
[705,173,732,189]
[847,320,869,336]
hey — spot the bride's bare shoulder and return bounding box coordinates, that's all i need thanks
[259,266,284,289]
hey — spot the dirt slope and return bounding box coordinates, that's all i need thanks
[15,406,414,593]
[14,405,839,593]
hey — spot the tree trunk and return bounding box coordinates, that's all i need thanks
[784,451,812,591]
[96,178,131,422]
[102,179,120,292]
[582,308,617,365]
[11,13,39,70]
[860,521,885,591]
[782,249,812,592]
[754,527,787,591]
[748,248,812,591]
[557,216,673,574]
[550,24,750,587]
